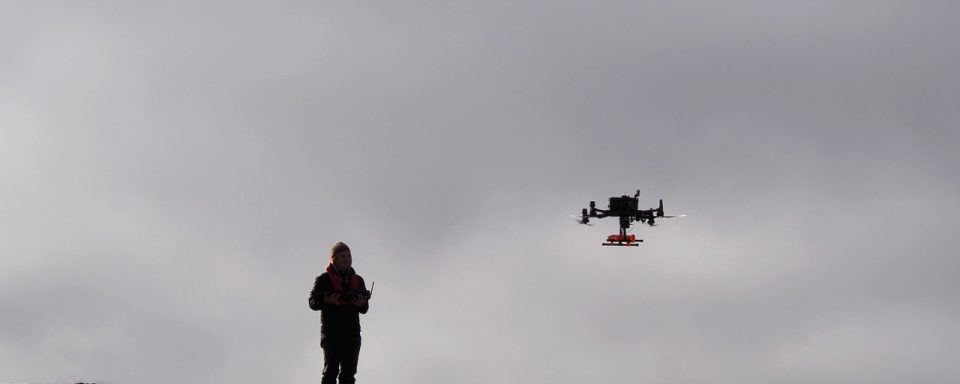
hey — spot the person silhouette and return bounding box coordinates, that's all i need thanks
[309,241,370,384]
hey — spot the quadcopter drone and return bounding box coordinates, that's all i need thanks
[575,190,684,246]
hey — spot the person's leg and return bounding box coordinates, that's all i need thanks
[321,336,342,384]
[337,335,362,384]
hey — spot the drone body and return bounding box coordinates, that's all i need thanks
[576,190,684,246]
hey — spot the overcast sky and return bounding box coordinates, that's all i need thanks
[2,1,959,383]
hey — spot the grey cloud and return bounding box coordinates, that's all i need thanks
[2,1,959,383]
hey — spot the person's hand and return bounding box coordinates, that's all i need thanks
[323,292,341,305]
[351,295,368,307]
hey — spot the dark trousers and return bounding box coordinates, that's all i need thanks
[322,334,361,384]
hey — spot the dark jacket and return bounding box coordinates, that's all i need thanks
[309,268,369,336]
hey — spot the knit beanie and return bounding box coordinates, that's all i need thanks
[330,241,351,258]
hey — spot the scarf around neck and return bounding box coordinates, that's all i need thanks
[326,263,358,292]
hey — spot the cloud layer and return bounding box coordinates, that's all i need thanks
[2,2,959,383]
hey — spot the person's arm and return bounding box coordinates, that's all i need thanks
[353,277,370,314]
[309,275,340,310]
[308,276,325,311]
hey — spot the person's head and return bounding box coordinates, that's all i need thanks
[330,241,352,272]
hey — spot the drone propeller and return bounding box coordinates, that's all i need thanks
[646,214,686,226]
[570,215,594,226]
